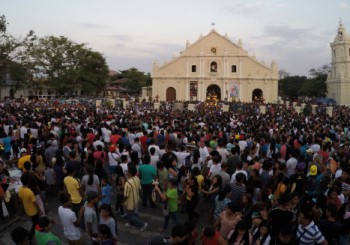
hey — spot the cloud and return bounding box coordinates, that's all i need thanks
[339,2,350,9]
[79,22,106,29]
[245,24,331,75]
[95,34,135,41]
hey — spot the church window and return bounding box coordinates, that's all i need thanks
[210,62,217,72]
[192,65,197,72]
[231,65,237,73]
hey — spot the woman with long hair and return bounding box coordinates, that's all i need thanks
[202,174,222,223]
[227,220,252,245]
[213,185,232,220]
[252,220,271,245]
[81,165,100,195]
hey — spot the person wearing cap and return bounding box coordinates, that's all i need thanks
[18,148,31,171]
[35,216,62,245]
[84,190,100,242]
[289,159,307,196]
[306,165,323,198]
[107,144,120,174]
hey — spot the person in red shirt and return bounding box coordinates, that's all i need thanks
[140,131,148,154]
[201,226,226,245]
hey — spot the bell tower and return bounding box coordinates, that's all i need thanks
[326,21,350,105]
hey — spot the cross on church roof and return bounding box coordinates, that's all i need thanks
[339,18,343,26]
[211,22,215,29]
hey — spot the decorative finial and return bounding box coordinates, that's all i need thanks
[211,22,215,29]
[339,18,343,26]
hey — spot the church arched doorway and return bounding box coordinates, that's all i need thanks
[206,84,221,100]
[252,89,263,102]
[166,87,176,101]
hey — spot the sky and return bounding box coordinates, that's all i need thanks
[2,0,350,76]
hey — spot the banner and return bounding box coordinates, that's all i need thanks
[229,83,239,98]
[190,81,198,97]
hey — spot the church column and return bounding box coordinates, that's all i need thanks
[186,80,189,100]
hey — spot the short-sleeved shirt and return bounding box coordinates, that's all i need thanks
[138,164,157,185]
[101,184,111,205]
[124,176,141,210]
[64,176,82,204]
[84,202,98,234]
[81,174,100,194]
[18,155,31,170]
[18,186,38,216]
[166,188,178,212]
[296,221,325,245]
[58,206,81,240]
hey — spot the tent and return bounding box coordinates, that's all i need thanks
[315,98,337,105]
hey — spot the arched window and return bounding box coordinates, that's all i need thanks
[210,62,217,72]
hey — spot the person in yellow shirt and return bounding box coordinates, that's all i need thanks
[64,166,84,218]
[18,149,31,171]
[18,173,40,243]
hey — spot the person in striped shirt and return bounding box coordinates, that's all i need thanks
[296,208,328,245]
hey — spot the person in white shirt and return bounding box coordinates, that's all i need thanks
[286,151,298,178]
[102,127,112,144]
[148,139,161,157]
[108,145,120,173]
[199,140,210,162]
[58,192,83,244]
[230,161,248,185]
[132,138,142,159]
[174,145,191,169]
[149,147,160,168]
[217,141,230,163]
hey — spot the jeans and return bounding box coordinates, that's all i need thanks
[125,209,145,228]
[141,184,155,207]
[163,211,178,230]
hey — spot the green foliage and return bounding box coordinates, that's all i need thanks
[279,65,330,100]
[28,36,109,94]
[118,67,150,93]
[279,75,307,100]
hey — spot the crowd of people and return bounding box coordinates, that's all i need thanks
[1,98,350,245]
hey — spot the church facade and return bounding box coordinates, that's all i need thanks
[151,29,279,103]
[326,22,350,105]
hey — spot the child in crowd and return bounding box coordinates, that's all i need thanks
[44,163,57,196]
[99,204,118,241]
[100,176,112,206]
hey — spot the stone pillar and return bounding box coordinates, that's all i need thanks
[188,104,195,111]
[154,102,160,110]
[107,98,115,108]
[222,105,230,112]
[173,102,184,111]
[311,104,317,115]
[259,105,266,114]
[96,100,102,107]
[292,102,297,107]
[326,107,333,117]
[294,106,301,114]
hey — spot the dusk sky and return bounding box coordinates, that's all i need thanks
[2,0,350,76]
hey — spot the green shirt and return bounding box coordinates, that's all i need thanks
[138,164,157,185]
[35,231,62,245]
[166,188,178,212]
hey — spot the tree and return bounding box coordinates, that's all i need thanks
[0,15,36,97]
[118,68,150,93]
[299,64,330,98]
[28,36,109,95]
[279,75,307,100]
